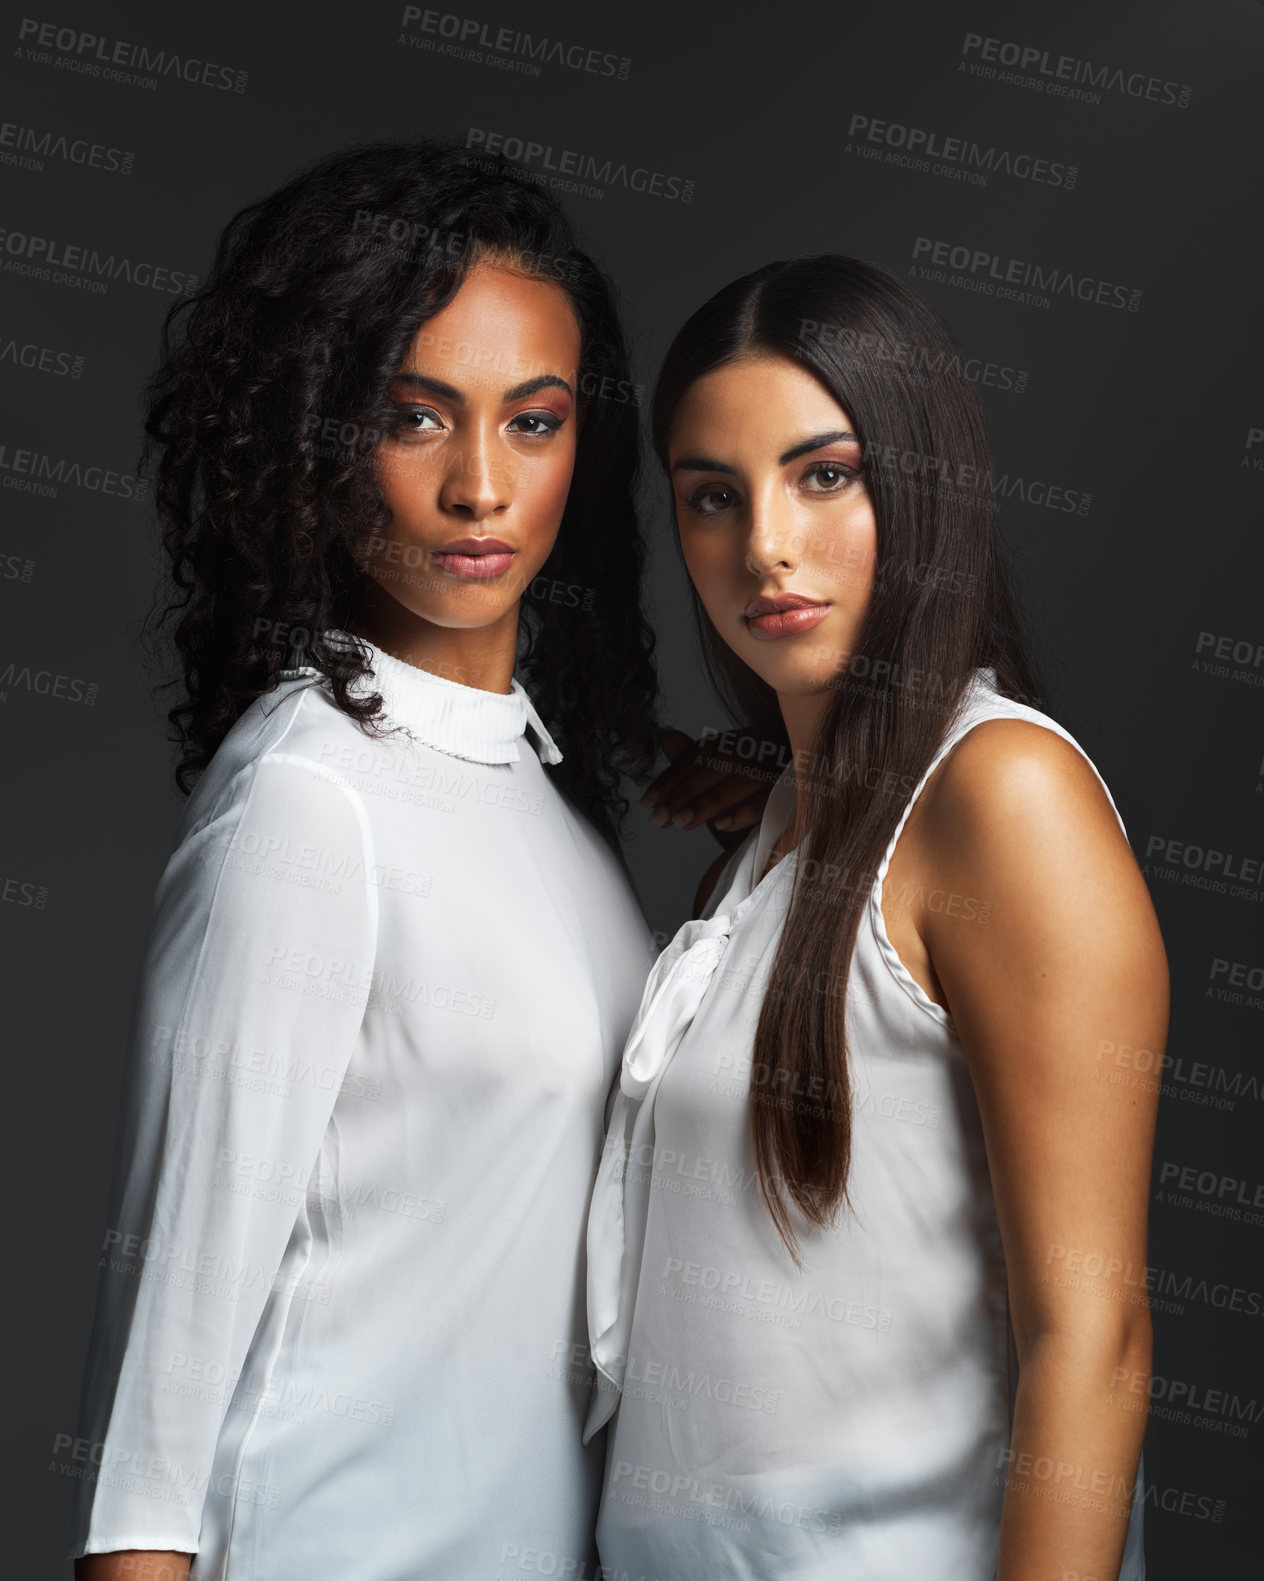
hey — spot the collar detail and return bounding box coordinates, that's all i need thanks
[297,628,563,766]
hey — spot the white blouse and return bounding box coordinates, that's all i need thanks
[586,667,1147,1579]
[68,629,657,1580]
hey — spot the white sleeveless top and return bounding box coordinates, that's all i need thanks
[585,666,1146,1579]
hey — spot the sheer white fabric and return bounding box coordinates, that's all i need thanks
[69,630,657,1579]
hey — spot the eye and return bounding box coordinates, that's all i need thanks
[803,461,856,493]
[393,406,444,435]
[508,411,564,437]
[683,484,739,516]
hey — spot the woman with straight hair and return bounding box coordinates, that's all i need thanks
[68,135,688,1581]
[586,255,1164,1580]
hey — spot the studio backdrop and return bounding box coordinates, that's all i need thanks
[2,2,1261,1576]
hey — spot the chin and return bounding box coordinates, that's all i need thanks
[734,636,839,691]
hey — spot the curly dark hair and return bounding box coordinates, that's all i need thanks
[138,134,660,847]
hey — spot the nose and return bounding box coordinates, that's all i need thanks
[438,423,512,521]
[743,493,801,576]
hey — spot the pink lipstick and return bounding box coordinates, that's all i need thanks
[429,537,517,580]
[742,591,831,641]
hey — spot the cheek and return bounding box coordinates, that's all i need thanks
[678,526,741,622]
[502,435,578,562]
[373,443,433,527]
[678,525,716,586]
[810,498,878,586]
[530,440,577,522]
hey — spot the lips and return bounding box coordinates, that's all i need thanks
[429,537,517,581]
[742,591,831,641]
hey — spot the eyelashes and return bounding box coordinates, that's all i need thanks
[507,412,565,437]
[392,406,443,435]
[682,483,739,516]
[387,406,567,439]
[682,461,861,517]
[804,461,857,492]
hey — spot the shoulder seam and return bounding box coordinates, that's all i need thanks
[864,699,1127,1033]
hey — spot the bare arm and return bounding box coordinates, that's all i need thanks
[919,720,1166,1581]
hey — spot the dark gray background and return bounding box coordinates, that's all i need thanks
[3,1,1261,1573]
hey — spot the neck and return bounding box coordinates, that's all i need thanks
[772,686,829,852]
[347,580,520,696]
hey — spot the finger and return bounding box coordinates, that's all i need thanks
[695,729,788,787]
[641,728,704,807]
[650,775,774,832]
[647,762,735,826]
[659,726,696,763]
[710,791,769,833]
[688,739,774,787]
[650,759,742,820]
[645,724,785,809]
[646,739,773,808]
[707,818,757,850]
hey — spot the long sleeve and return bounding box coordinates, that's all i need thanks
[67,751,379,1558]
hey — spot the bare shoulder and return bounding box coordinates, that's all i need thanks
[917,716,1129,867]
[914,717,1165,995]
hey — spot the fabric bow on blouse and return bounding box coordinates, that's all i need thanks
[583,907,736,1441]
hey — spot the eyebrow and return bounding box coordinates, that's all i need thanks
[389,371,573,403]
[671,429,859,474]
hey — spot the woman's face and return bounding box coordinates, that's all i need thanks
[364,258,581,631]
[667,353,877,703]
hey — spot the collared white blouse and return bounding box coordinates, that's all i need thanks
[68,629,656,1580]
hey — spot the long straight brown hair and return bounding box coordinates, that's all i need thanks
[651,255,1043,1259]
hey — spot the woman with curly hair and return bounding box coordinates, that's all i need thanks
[68,136,687,1581]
